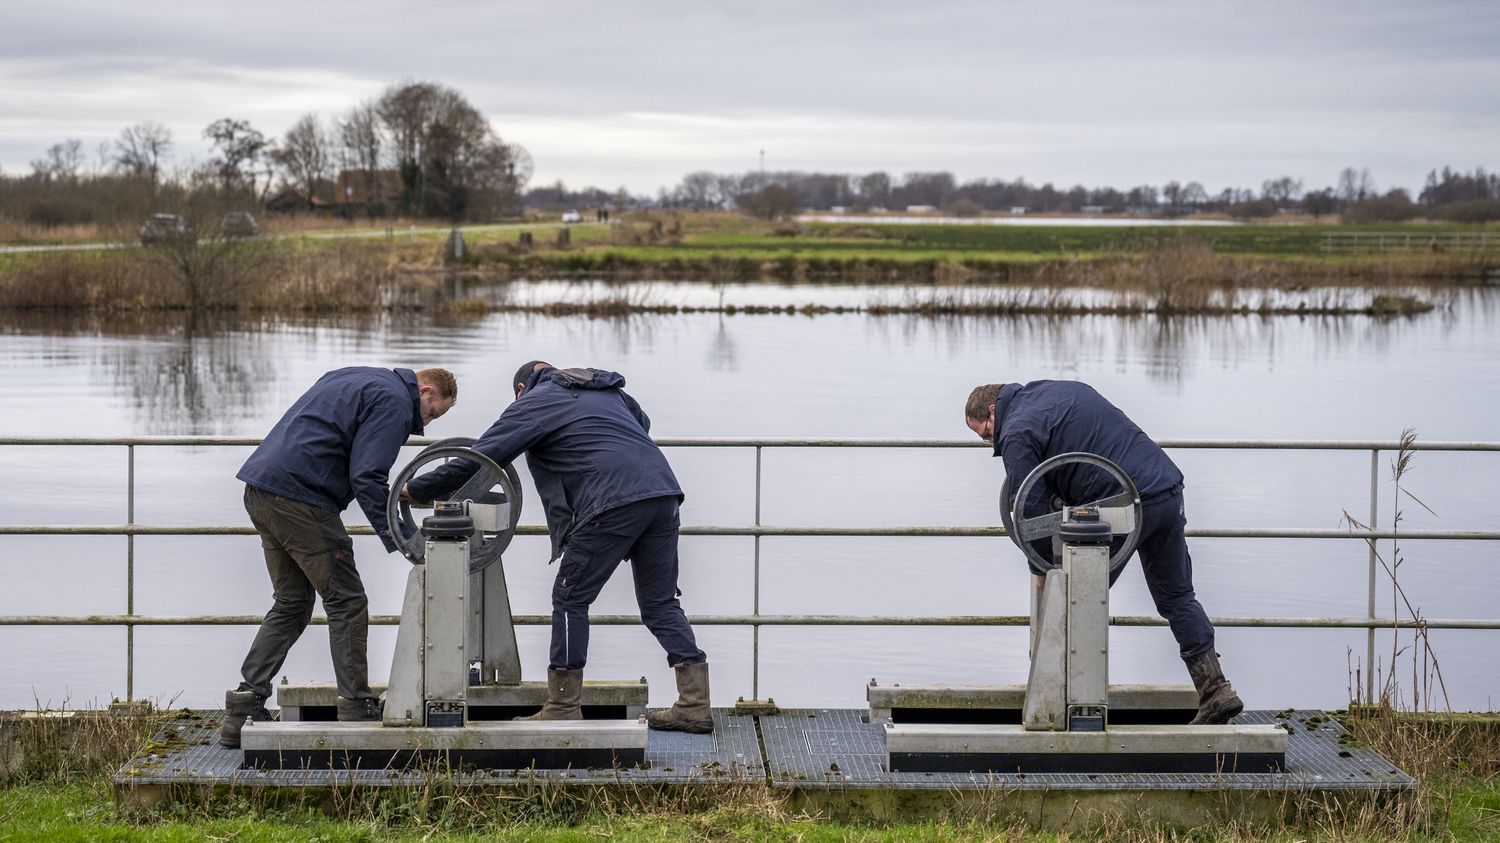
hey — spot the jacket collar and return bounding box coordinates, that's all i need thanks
[991,383,1022,456]
[396,368,424,435]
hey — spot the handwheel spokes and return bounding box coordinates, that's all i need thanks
[447,459,505,505]
[999,452,1144,574]
[1016,510,1062,543]
[386,439,523,571]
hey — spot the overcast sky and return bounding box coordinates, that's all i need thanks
[2,1,1496,196]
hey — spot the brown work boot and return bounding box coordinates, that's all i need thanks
[646,661,714,734]
[336,696,383,721]
[218,689,275,748]
[1184,650,1245,725]
[514,667,583,721]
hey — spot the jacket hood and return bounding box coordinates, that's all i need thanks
[547,367,626,391]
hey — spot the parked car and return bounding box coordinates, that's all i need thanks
[222,211,259,239]
[560,209,582,223]
[139,214,195,246]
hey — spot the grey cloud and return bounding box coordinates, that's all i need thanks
[1,0,1495,192]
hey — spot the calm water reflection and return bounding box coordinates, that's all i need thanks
[1,288,1497,711]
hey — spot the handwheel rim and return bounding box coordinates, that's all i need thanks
[385,438,523,571]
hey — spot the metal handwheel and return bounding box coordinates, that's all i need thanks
[385,436,523,571]
[999,452,1143,576]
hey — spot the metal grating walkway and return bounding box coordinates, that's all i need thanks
[115,708,1410,795]
[762,708,1412,791]
[117,710,764,787]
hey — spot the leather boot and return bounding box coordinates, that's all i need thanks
[1184,650,1245,725]
[219,688,275,748]
[337,696,383,721]
[514,667,583,721]
[646,661,714,734]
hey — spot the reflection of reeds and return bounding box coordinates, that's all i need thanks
[0,241,1445,317]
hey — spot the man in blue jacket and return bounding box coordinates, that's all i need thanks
[218,367,458,748]
[964,380,1244,725]
[405,361,711,733]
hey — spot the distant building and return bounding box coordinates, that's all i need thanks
[334,170,403,214]
[1010,206,1028,216]
[265,185,341,214]
[829,205,849,213]
[1081,205,1106,215]
[905,204,937,213]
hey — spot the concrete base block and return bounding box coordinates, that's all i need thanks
[241,719,648,770]
[884,722,1287,774]
[867,682,1199,724]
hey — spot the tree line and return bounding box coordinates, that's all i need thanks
[648,166,1500,222]
[2,80,532,229]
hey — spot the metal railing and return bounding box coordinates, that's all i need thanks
[3,436,1498,703]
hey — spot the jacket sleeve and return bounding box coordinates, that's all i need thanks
[406,406,549,503]
[529,462,575,561]
[620,391,651,433]
[998,421,1053,574]
[348,394,414,553]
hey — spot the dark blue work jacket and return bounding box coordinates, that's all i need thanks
[406,367,681,559]
[238,367,423,552]
[993,380,1183,519]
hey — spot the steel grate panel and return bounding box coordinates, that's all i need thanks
[116,710,763,787]
[759,709,1414,792]
[116,709,1408,795]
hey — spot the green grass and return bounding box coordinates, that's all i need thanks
[4,775,1500,842]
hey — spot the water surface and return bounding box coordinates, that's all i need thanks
[1,285,1497,712]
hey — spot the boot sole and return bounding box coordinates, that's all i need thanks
[647,719,714,734]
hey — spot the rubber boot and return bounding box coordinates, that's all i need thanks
[218,689,274,748]
[646,662,714,734]
[1184,650,1245,725]
[514,667,583,721]
[337,696,383,722]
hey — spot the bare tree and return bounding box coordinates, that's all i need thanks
[1161,180,1184,212]
[1337,167,1375,204]
[678,171,721,209]
[30,139,84,182]
[336,101,386,212]
[1261,176,1304,207]
[114,122,173,191]
[204,118,270,198]
[1181,181,1209,209]
[274,114,333,208]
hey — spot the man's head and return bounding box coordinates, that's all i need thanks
[416,368,458,426]
[964,383,1003,443]
[512,360,551,399]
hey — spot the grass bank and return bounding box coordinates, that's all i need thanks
[3,706,1500,840]
[0,214,1493,315]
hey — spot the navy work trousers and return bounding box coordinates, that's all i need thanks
[1110,487,1216,659]
[550,495,706,670]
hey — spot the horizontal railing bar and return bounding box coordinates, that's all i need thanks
[3,524,1497,540]
[3,614,1496,630]
[1,436,1499,451]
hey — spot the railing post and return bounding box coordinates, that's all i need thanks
[752,445,762,700]
[126,444,135,702]
[1366,448,1379,705]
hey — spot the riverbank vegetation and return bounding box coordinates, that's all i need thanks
[0,214,1493,316]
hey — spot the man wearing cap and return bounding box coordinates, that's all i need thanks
[219,366,458,748]
[963,380,1244,725]
[404,361,711,734]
